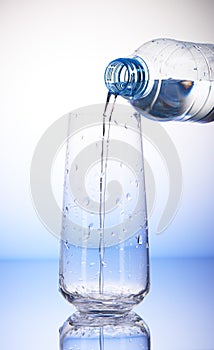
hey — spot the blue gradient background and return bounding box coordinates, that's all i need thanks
[0,0,214,349]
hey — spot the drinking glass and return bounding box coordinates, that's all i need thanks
[59,103,150,313]
[59,311,150,350]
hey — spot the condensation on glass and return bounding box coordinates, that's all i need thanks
[59,103,150,314]
[104,38,214,123]
[59,311,150,350]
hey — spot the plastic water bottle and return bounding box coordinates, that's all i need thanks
[104,38,214,123]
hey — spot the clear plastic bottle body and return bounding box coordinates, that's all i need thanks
[104,38,214,122]
[59,104,150,314]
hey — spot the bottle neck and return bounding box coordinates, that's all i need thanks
[104,57,148,98]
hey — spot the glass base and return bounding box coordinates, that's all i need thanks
[59,286,148,314]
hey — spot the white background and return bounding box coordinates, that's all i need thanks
[0,0,214,258]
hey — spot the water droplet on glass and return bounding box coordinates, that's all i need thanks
[137,235,143,245]
[126,193,131,201]
[59,273,64,284]
[83,231,90,241]
[65,240,69,249]
[116,197,121,205]
[102,261,107,267]
[83,197,90,206]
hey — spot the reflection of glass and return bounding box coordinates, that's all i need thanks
[60,311,150,350]
[59,103,150,313]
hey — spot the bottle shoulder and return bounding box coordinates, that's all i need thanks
[132,38,214,82]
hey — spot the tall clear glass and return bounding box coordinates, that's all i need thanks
[59,103,150,314]
[59,311,150,350]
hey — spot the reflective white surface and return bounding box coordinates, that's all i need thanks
[1,258,213,349]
